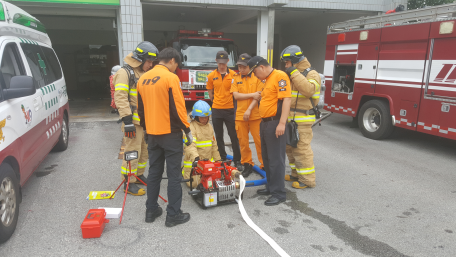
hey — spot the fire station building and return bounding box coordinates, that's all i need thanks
[9,0,407,100]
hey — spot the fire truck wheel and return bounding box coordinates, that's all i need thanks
[358,100,394,140]
[0,163,19,244]
[53,114,69,152]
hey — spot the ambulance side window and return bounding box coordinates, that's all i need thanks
[20,43,46,88]
[0,43,25,89]
[40,46,62,82]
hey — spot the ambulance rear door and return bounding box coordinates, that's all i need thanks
[19,40,64,155]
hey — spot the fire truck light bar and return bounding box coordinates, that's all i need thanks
[178,30,198,35]
[209,31,224,36]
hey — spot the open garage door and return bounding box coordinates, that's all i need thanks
[36,15,119,100]
[14,2,121,121]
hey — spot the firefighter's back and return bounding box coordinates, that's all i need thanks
[138,64,188,135]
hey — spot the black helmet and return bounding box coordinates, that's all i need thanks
[132,41,159,62]
[280,45,305,64]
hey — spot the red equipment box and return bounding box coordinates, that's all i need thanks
[81,209,109,239]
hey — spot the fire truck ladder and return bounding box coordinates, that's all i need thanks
[328,3,456,33]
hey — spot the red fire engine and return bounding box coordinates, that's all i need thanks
[324,3,456,140]
[171,28,238,102]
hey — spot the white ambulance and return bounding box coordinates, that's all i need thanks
[0,1,69,243]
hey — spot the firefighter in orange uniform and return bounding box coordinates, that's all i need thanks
[114,41,158,196]
[247,56,291,206]
[281,45,321,189]
[230,53,264,177]
[137,48,191,227]
[206,51,243,171]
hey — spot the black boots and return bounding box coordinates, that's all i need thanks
[234,161,244,171]
[145,207,163,223]
[242,163,253,178]
[165,210,190,227]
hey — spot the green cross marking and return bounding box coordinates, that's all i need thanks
[37,53,47,75]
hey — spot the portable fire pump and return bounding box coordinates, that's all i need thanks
[187,159,240,209]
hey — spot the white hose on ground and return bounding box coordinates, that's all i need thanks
[238,175,291,257]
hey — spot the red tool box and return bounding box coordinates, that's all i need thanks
[81,209,109,239]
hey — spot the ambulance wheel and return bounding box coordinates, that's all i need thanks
[53,114,69,152]
[0,163,19,244]
[358,100,394,140]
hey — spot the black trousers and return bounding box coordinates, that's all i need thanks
[146,132,183,216]
[260,119,286,200]
[212,108,241,161]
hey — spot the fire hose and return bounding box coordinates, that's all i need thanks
[238,175,290,257]
[226,155,266,187]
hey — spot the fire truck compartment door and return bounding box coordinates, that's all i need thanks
[355,43,379,94]
[336,44,358,64]
[418,38,456,139]
[376,41,427,102]
[425,38,456,99]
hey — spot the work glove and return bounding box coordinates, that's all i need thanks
[122,115,136,138]
[285,66,298,77]
[192,157,200,167]
[185,131,193,146]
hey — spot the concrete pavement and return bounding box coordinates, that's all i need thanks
[1,113,456,256]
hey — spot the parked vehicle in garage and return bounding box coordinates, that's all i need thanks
[0,0,69,243]
[324,3,456,140]
[171,28,238,102]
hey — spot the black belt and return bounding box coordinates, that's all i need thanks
[290,108,315,115]
[262,116,280,122]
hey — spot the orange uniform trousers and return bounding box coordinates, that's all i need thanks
[235,119,263,168]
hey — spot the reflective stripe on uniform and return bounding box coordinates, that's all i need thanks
[183,161,192,175]
[121,166,137,174]
[115,84,129,91]
[195,140,212,148]
[291,90,306,98]
[184,136,197,144]
[129,89,137,96]
[133,113,140,121]
[138,162,147,169]
[297,166,315,175]
[290,163,296,169]
[311,92,320,99]
[308,79,321,99]
[288,115,316,123]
